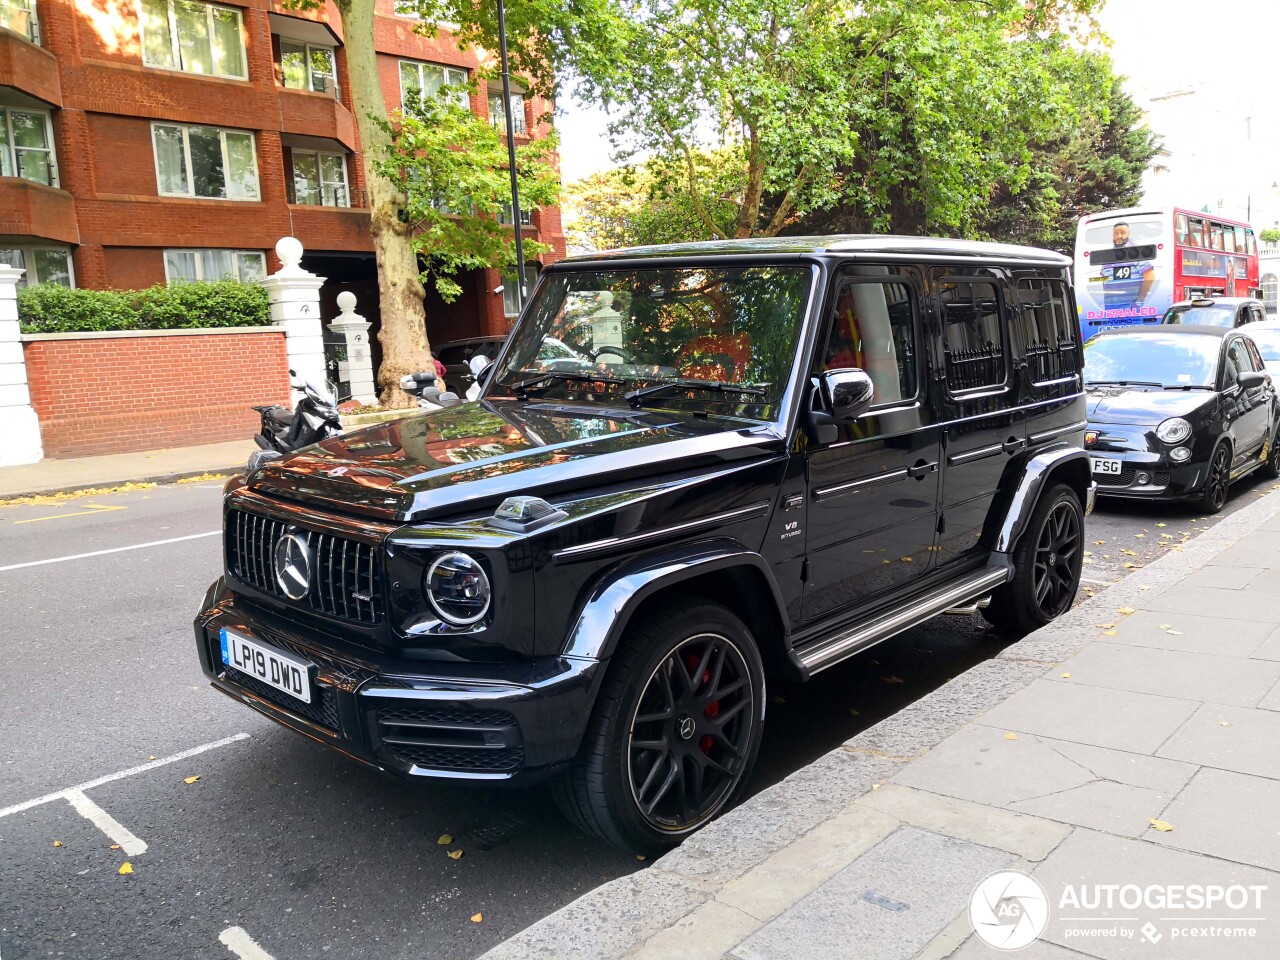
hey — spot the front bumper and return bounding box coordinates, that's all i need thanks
[193,579,604,784]
[1088,450,1210,501]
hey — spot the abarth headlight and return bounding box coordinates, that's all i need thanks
[1156,418,1192,444]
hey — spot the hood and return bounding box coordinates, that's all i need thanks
[249,400,785,521]
[1085,386,1216,426]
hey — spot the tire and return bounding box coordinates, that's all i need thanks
[552,599,766,853]
[1260,426,1280,480]
[982,483,1084,638]
[1199,442,1232,514]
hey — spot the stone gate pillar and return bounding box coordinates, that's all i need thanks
[0,265,43,466]
[327,291,377,405]
[260,237,325,405]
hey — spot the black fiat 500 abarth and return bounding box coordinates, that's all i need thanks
[1083,326,1280,513]
[194,237,1095,852]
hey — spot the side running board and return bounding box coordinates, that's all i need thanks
[795,567,1010,675]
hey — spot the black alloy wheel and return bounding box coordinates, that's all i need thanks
[627,633,754,832]
[1200,444,1231,514]
[553,600,765,853]
[1032,499,1082,619]
[1261,425,1280,480]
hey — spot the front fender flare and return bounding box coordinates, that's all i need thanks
[993,444,1094,555]
[561,538,788,662]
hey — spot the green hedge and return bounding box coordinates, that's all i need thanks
[17,281,271,334]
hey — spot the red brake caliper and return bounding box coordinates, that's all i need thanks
[684,651,718,755]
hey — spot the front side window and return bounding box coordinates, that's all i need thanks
[0,107,57,186]
[940,281,1006,393]
[164,248,265,283]
[152,123,259,200]
[821,279,917,407]
[0,0,38,42]
[280,41,337,96]
[140,0,246,79]
[399,60,469,111]
[290,150,349,207]
[488,93,527,135]
[0,246,73,287]
[492,265,815,418]
[1013,278,1080,383]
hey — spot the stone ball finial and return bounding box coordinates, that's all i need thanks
[275,236,304,268]
[336,291,357,314]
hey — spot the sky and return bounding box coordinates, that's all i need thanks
[554,0,1280,221]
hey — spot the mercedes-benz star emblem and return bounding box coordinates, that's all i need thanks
[678,717,696,740]
[273,533,313,600]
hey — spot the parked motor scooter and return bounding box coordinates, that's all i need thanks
[398,370,463,410]
[247,370,343,472]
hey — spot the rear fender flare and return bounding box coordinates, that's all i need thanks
[993,445,1092,555]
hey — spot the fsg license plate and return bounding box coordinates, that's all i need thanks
[220,628,313,704]
[1091,458,1123,475]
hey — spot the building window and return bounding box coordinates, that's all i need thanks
[488,93,526,135]
[0,0,39,43]
[941,281,1007,393]
[0,246,73,287]
[399,60,469,111]
[291,150,349,207]
[140,0,246,80]
[164,249,265,283]
[152,123,259,200]
[501,270,522,317]
[1263,274,1277,316]
[497,201,532,225]
[280,41,337,97]
[0,107,57,186]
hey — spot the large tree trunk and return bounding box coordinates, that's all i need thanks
[337,0,430,408]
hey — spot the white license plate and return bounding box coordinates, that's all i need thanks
[1091,457,1123,475]
[220,628,313,704]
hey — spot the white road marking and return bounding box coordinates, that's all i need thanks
[64,789,148,856]
[0,530,220,573]
[0,733,249,819]
[219,926,276,960]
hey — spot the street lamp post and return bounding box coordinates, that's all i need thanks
[496,0,528,313]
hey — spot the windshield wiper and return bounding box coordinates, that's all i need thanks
[1085,379,1163,389]
[510,370,626,399]
[1163,384,1214,391]
[625,378,767,409]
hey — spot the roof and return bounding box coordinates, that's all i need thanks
[1168,297,1256,307]
[558,235,1071,266]
[1092,325,1236,339]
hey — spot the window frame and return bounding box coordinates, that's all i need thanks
[818,275,922,412]
[139,0,248,81]
[151,122,261,201]
[488,92,527,135]
[1,106,58,187]
[398,59,469,112]
[0,245,75,287]
[0,0,39,43]
[938,277,1010,398]
[289,148,350,207]
[1012,277,1081,387]
[279,40,337,96]
[162,248,266,283]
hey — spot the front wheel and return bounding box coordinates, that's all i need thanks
[553,599,766,853]
[1260,426,1280,480]
[1199,443,1232,514]
[983,483,1084,638]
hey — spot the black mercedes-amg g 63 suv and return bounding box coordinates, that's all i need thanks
[194,237,1094,852]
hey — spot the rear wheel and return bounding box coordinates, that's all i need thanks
[1260,426,1280,480]
[552,599,766,853]
[1199,443,1231,514]
[983,483,1084,638]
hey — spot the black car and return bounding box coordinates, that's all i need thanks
[195,236,1094,852]
[434,336,507,396]
[1162,296,1265,329]
[1084,326,1280,512]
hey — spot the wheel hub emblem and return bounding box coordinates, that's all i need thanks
[273,532,312,600]
[677,717,696,740]
[1048,551,1057,565]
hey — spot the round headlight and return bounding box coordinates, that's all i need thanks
[424,552,491,625]
[1156,418,1192,444]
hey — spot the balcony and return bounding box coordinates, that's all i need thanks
[0,26,60,106]
[278,88,357,151]
[0,177,78,243]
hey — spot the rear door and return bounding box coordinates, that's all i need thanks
[1013,275,1086,455]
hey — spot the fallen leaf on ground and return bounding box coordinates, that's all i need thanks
[1094,539,1106,545]
[1060,672,1071,679]
[1124,562,1141,569]
[1104,629,1118,636]
[899,556,913,563]
[1159,624,1173,630]
[1167,630,1183,635]
[110,844,120,850]
[871,783,881,790]
[881,676,904,684]
[1219,720,1233,727]
[1148,819,1174,833]
[1156,522,1167,527]
[118,862,134,875]
[183,776,200,785]
[1135,533,1146,539]
[471,913,483,923]
[53,840,62,847]
[437,834,453,846]
[1121,550,1137,556]
[447,850,464,860]
[1117,607,1136,615]
[1004,732,1019,740]
[1160,534,1174,539]
[635,854,646,861]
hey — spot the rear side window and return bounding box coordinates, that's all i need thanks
[1013,278,1080,384]
[940,281,1006,393]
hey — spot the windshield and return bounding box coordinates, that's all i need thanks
[490,264,814,416]
[1164,303,1236,327]
[1083,217,1163,248]
[1084,334,1220,388]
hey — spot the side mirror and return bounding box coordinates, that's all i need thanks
[469,354,492,378]
[820,368,876,421]
[1238,370,1267,390]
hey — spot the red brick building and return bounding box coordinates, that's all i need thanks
[0,0,566,346]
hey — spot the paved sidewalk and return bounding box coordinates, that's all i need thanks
[483,488,1280,960]
[0,438,253,499]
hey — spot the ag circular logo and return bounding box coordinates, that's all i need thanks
[969,870,1049,951]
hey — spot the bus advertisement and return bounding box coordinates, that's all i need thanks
[1073,207,1259,342]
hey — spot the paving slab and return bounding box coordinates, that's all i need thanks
[0,439,252,498]
[1140,584,1280,621]
[728,827,1011,960]
[1260,678,1280,712]
[1248,624,1280,661]
[1050,642,1280,708]
[1237,567,1280,594]
[1099,609,1273,658]
[1177,564,1263,590]
[974,680,1199,755]
[628,900,761,960]
[1207,530,1280,566]
[1032,829,1280,959]
[952,935,1103,959]
[1148,767,1280,872]
[892,726,1195,837]
[1157,703,1280,780]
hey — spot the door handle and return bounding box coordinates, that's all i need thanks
[906,461,938,479]
[1001,437,1026,454]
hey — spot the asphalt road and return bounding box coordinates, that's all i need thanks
[0,472,1271,959]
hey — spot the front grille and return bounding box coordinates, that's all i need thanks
[227,509,382,624]
[224,664,341,731]
[372,704,524,774]
[1095,466,1171,488]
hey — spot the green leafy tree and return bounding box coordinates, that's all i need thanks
[1260,228,1280,245]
